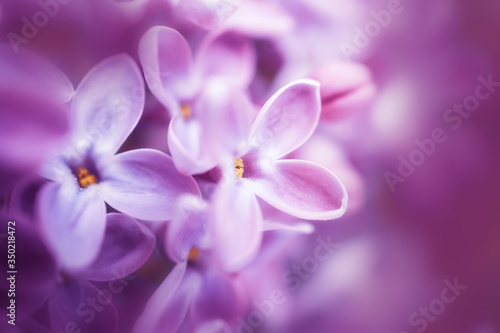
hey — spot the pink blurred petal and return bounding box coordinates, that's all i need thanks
[225,1,295,38]
[196,30,256,88]
[177,0,241,30]
[310,62,375,121]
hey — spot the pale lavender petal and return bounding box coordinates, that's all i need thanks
[168,113,217,175]
[100,149,201,221]
[244,159,348,220]
[166,195,210,263]
[37,181,106,271]
[177,0,241,30]
[139,26,196,114]
[211,180,263,271]
[198,79,255,159]
[196,30,256,88]
[49,280,118,333]
[133,263,201,333]
[248,79,321,159]
[85,213,156,281]
[71,54,145,156]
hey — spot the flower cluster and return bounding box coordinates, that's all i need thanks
[0,1,375,332]
[5,0,495,333]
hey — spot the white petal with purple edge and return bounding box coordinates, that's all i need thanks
[248,79,321,159]
[244,159,348,220]
[100,149,201,221]
[37,181,106,272]
[70,54,145,157]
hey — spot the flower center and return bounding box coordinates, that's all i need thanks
[77,168,98,189]
[188,247,199,261]
[181,104,191,119]
[235,158,244,178]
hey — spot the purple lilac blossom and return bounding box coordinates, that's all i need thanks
[36,54,199,271]
[0,0,499,332]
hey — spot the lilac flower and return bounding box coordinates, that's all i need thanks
[198,79,348,270]
[133,196,243,333]
[138,25,255,175]
[37,54,200,272]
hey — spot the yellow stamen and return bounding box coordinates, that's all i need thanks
[235,158,244,178]
[188,247,199,261]
[77,168,98,189]
[181,104,191,119]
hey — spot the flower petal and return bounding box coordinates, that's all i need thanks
[71,54,145,156]
[248,79,321,159]
[85,213,156,281]
[0,89,69,187]
[177,0,241,30]
[139,26,195,115]
[168,113,217,175]
[196,30,256,88]
[191,268,239,324]
[133,263,201,333]
[37,181,106,272]
[310,62,375,121]
[211,180,263,271]
[244,159,348,220]
[49,280,118,333]
[198,79,255,160]
[0,44,74,103]
[100,149,200,221]
[166,195,210,263]
[225,1,295,38]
